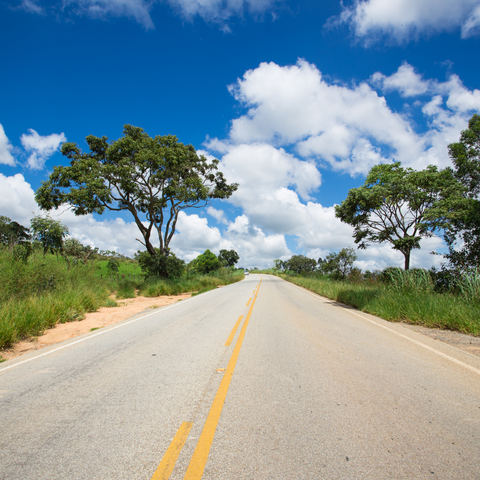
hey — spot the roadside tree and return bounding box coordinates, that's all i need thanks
[35,125,238,258]
[444,114,480,272]
[335,162,464,270]
[218,249,240,268]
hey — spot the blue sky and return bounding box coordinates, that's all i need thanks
[1,0,480,269]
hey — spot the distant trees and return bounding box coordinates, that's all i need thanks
[0,216,31,250]
[31,214,69,259]
[318,248,357,279]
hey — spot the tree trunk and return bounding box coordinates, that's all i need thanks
[404,250,410,270]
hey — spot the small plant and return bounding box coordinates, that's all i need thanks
[90,327,101,331]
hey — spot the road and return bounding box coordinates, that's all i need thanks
[1,274,480,479]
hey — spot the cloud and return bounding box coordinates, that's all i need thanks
[332,0,480,43]
[19,0,45,14]
[370,63,430,97]
[207,206,229,224]
[20,129,66,170]
[225,60,420,174]
[0,174,40,226]
[59,0,155,29]
[21,0,278,30]
[220,59,480,175]
[166,0,278,29]
[0,125,16,167]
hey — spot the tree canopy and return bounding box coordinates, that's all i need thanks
[335,162,464,270]
[218,249,239,268]
[35,125,238,257]
[444,114,480,272]
[30,215,69,258]
[318,248,357,279]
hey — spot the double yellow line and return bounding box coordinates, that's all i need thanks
[151,279,262,480]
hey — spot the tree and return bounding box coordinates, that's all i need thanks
[137,248,185,278]
[319,248,357,279]
[62,238,98,268]
[190,249,220,274]
[335,162,464,270]
[35,125,238,257]
[30,214,69,258]
[218,249,239,268]
[284,255,317,274]
[444,114,480,272]
[0,216,31,250]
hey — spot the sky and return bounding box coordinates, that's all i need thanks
[1,0,480,269]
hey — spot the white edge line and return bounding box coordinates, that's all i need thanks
[0,281,241,374]
[280,276,480,377]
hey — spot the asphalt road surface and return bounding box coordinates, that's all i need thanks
[1,274,480,480]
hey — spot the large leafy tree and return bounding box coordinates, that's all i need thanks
[335,162,464,270]
[35,125,238,257]
[218,249,239,268]
[444,114,480,272]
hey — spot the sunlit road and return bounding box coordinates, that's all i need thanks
[1,274,480,479]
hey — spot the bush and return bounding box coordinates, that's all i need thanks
[137,249,185,278]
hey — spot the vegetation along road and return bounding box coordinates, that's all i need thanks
[1,274,480,479]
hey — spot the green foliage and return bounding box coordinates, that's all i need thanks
[138,269,243,297]
[335,162,465,270]
[190,249,221,274]
[0,249,108,349]
[218,249,239,267]
[444,114,480,272]
[137,248,185,278]
[318,247,357,279]
[35,125,238,257]
[31,214,69,259]
[0,216,31,249]
[12,243,33,264]
[107,258,120,273]
[283,255,317,274]
[62,238,97,268]
[281,274,480,336]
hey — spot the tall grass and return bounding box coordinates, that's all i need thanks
[139,269,244,297]
[281,272,480,336]
[0,250,108,349]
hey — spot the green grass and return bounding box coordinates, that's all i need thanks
[280,274,480,336]
[0,250,244,350]
[139,269,244,297]
[0,250,109,349]
[95,259,143,279]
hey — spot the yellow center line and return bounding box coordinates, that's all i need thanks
[225,315,243,347]
[184,279,262,480]
[246,298,252,306]
[151,422,193,480]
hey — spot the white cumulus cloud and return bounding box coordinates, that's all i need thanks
[20,129,66,170]
[0,125,16,167]
[332,0,480,43]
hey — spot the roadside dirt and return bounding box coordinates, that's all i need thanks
[1,294,191,361]
[400,322,480,357]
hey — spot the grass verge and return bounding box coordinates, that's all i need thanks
[280,274,480,336]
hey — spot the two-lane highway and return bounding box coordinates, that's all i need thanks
[1,275,479,479]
